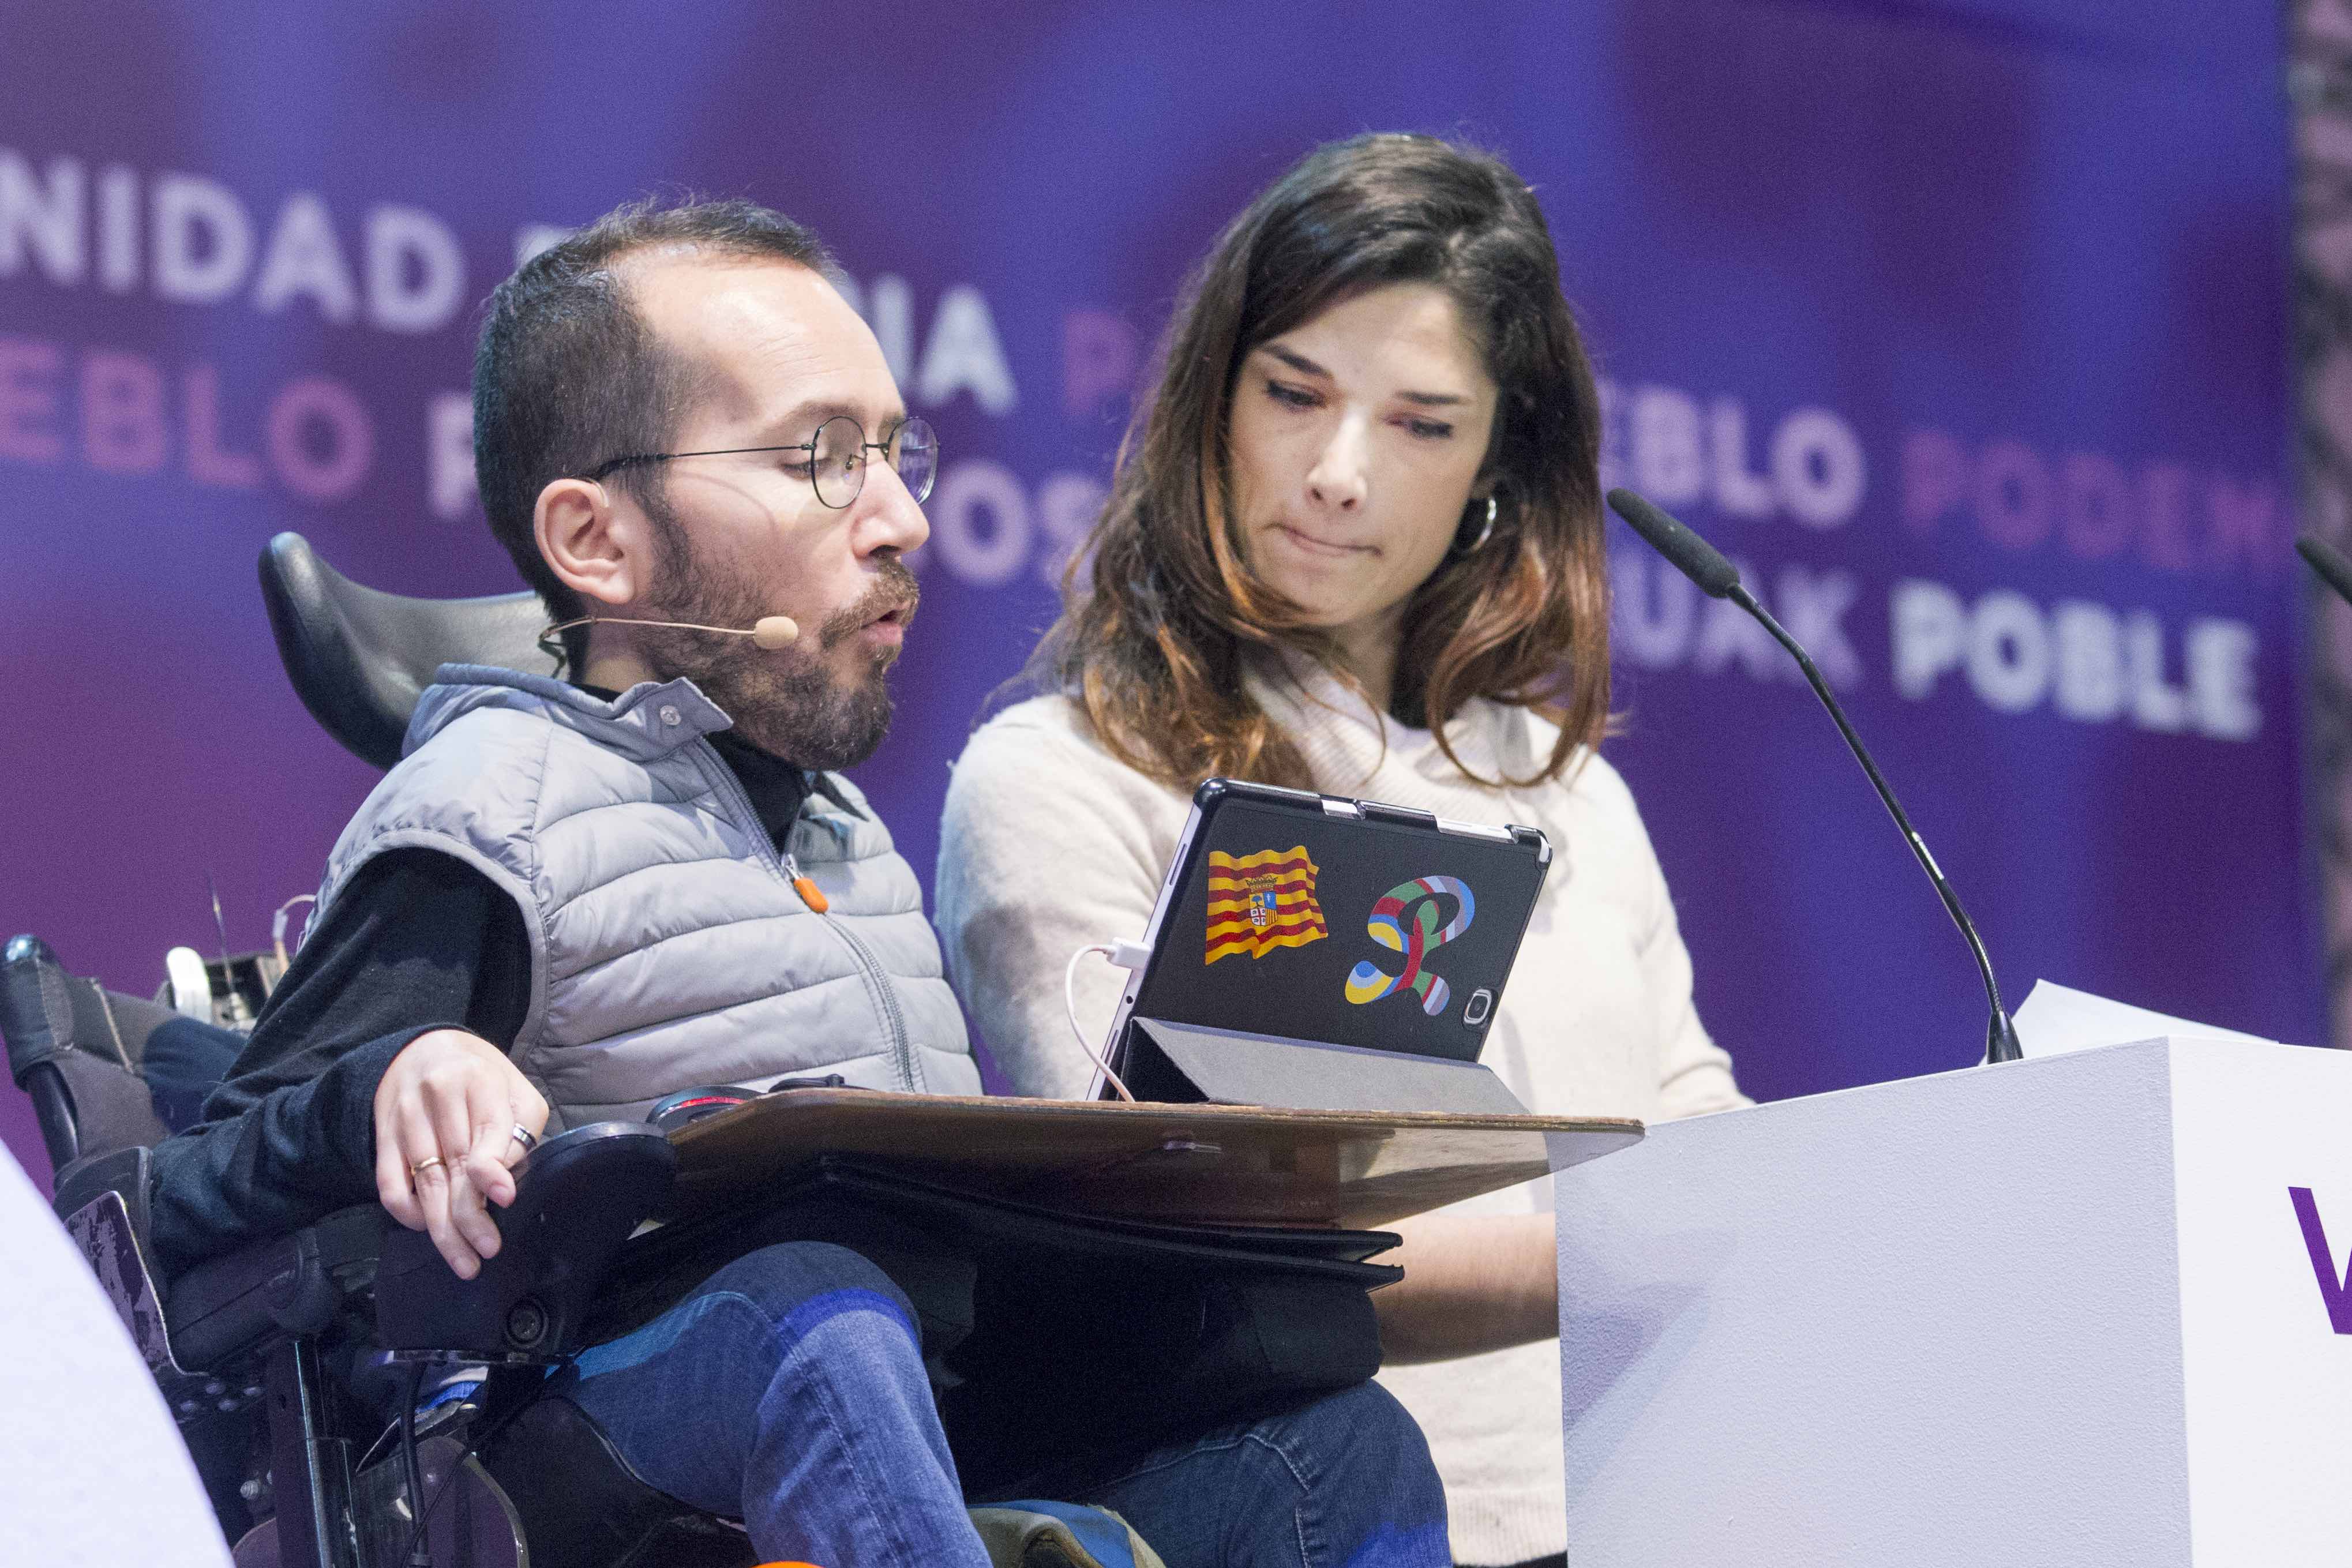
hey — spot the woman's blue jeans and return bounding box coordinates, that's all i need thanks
[553,1240,1449,1567]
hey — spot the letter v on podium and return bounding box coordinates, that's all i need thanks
[2289,1187,2352,1334]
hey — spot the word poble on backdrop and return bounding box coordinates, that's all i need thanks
[1601,378,2282,742]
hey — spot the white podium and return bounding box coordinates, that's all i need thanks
[1552,1037,2352,1566]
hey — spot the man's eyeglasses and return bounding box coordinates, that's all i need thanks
[582,414,939,509]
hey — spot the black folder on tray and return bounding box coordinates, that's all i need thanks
[597,1153,1406,1494]
[591,1087,1640,1490]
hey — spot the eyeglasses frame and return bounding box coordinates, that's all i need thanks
[579,413,937,508]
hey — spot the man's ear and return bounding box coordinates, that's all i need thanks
[536,477,647,609]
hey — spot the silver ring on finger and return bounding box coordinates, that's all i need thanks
[410,1155,447,1177]
[509,1124,538,1154]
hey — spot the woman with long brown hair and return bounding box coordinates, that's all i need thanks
[937,133,1745,1568]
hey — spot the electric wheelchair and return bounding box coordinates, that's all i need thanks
[4,535,745,1566]
[5,534,1393,1568]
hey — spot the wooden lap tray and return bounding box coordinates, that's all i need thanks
[668,1090,1642,1231]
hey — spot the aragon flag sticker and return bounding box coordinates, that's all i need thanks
[1205,846,1329,965]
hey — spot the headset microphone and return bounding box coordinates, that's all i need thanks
[543,613,801,648]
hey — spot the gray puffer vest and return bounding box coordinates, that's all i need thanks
[310,665,978,1126]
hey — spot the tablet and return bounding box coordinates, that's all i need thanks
[1097,777,1551,1097]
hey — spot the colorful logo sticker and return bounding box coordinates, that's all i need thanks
[1344,876,1476,1015]
[1205,846,1328,965]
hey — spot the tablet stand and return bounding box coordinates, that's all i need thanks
[1122,1018,1530,1116]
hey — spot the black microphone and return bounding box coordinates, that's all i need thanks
[1606,487,2025,1066]
[2297,534,2352,606]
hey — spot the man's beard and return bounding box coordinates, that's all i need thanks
[633,526,920,771]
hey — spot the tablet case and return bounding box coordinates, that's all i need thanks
[1105,778,1553,1096]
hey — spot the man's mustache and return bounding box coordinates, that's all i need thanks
[815,561,922,649]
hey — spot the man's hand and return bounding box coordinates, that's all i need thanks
[373,1028,550,1280]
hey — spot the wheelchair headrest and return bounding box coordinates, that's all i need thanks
[258,532,551,771]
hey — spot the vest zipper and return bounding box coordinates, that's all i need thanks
[691,738,920,1092]
[783,847,920,1094]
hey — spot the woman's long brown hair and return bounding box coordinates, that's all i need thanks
[1032,133,1612,792]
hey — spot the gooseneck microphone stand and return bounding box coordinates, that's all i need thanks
[1607,487,2025,1066]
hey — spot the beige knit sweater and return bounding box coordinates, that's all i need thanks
[935,662,1747,1566]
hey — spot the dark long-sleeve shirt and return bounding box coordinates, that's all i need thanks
[147,715,820,1278]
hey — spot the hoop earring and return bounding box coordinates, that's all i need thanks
[1466,494,1498,554]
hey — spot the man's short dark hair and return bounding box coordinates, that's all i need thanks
[471,197,837,627]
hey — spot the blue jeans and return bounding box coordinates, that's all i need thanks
[555,1241,1448,1567]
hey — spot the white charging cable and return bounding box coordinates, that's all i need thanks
[272,894,317,969]
[1063,940,1151,1101]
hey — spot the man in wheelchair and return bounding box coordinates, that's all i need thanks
[131,198,1449,1567]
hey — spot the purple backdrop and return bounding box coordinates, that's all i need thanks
[0,1,2313,1186]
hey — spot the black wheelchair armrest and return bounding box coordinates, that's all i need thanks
[374,1121,676,1363]
[168,1205,387,1370]
[51,1143,386,1376]
[55,1121,674,1381]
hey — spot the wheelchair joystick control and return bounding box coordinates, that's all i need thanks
[375,1121,676,1363]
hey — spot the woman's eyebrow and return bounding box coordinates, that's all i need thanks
[1259,344,1329,378]
[1259,342,1468,407]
